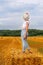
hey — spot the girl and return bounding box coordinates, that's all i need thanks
[21,12,32,53]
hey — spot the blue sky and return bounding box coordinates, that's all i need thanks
[0,0,43,30]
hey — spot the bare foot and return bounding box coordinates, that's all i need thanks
[29,50,32,54]
[27,49,32,54]
[22,51,25,53]
[21,51,27,54]
[21,51,25,54]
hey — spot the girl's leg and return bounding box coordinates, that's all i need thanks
[21,38,25,52]
[21,37,30,52]
[24,39,30,50]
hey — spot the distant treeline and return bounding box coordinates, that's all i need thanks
[0,29,43,36]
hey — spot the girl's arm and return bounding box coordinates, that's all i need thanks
[24,22,29,39]
[25,22,29,34]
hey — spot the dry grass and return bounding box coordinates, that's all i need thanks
[0,36,43,65]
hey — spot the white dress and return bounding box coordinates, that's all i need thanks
[21,21,30,52]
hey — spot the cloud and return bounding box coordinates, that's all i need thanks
[0,0,39,10]
[5,0,39,4]
[0,0,43,30]
[0,17,14,22]
[0,5,4,12]
[0,22,3,25]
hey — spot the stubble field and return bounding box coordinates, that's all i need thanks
[0,36,43,65]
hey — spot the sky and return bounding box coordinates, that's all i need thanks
[0,0,43,30]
